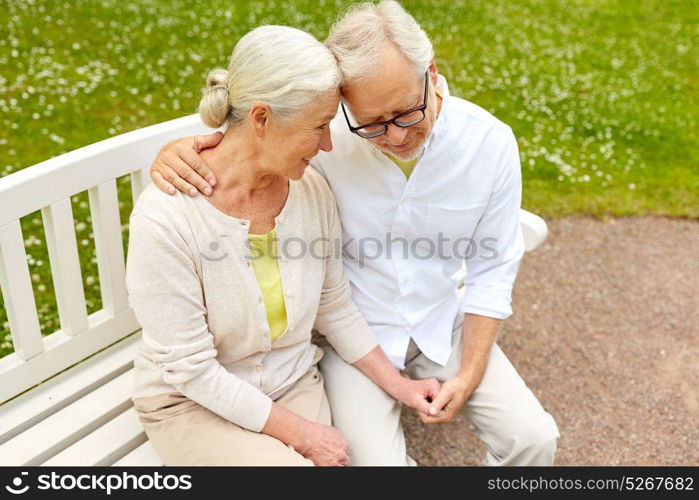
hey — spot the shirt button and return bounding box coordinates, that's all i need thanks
[286,290,293,297]
[256,365,262,372]
[258,296,263,303]
[288,327,294,334]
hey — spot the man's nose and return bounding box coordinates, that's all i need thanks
[384,123,409,145]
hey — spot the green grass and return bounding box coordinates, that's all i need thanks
[0,0,697,356]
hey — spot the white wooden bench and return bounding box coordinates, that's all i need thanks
[0,114,548,466]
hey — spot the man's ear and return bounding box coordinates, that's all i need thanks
[249,103,272,137]
[428,59,439,86]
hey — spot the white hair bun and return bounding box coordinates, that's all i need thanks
[198,68,231,128]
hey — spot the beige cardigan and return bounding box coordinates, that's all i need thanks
[126,168,377,432]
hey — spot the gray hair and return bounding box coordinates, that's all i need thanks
[324,0,434,84]
[198,25,342,128]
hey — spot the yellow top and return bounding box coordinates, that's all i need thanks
[248,229,288,342]
[384,153,418,179]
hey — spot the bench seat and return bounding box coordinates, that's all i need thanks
[0,334,161,466]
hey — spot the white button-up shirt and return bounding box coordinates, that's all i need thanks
[312,76,525,369]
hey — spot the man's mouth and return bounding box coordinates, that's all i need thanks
[387,139,414,152]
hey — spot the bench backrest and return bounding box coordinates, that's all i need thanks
[0,114,212,404]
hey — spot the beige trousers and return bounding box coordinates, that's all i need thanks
[318,315,560,466]
[133,362,330,466]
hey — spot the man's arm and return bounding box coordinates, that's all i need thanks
[421,314,500,423]
[149,132,223,196]
[422,130,525,423]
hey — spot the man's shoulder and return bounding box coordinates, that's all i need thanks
[444,95,515,143]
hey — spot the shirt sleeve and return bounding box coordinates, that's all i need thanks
[125,213,273,432]
[313,195,379,364]
[459,131,526,320]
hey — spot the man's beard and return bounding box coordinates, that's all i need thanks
[370,135,427,161]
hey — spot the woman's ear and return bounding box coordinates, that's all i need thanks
[249,103,272,137]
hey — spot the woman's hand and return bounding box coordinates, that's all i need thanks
[149,132,223,196]
[295,421,351,466]
[395,377,442,416]
[262,403,349,466]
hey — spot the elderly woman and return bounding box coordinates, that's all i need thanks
[125,25,439,466]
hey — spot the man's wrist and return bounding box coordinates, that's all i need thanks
[455,368,478,387]
[384,374,409,403]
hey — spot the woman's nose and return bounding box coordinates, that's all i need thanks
[319,126,333,152]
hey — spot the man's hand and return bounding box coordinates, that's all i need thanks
[396,378,441,416]
[419,374,477,424]
[419,314,500,424]
[150,132,223,197]
[295,421,351,467]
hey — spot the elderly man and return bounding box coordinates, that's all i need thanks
[149,0,559,466]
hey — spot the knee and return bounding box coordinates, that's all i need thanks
[512,411,560,455]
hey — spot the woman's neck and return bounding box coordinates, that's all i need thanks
[200,129,279,195]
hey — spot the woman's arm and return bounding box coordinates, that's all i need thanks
[126,212,273,431]
[127,212,349,465]
[263,404,349,466]
[353,346,440,415]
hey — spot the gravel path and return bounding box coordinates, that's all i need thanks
[401,216,699,466]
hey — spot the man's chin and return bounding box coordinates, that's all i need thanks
[372,139,425,160]
[382,144,423,160]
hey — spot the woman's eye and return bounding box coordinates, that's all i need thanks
[317,123,327,130]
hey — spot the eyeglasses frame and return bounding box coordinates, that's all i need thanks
[341,71,430,139]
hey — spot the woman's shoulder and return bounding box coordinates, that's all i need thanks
[296,166,335,204]
[290,167,339,231]
[130,183,190,229]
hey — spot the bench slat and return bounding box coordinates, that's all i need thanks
[88,180,129,316]
[0,333,139,444]
[113,441,162,466]
[43,407,147,466]
[130,168,151,205]
[0,220,44,360]
[42,199,89,336]
[0,369,134,466]
[0,310,140,404]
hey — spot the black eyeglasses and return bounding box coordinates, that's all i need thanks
[342,71,429,139]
